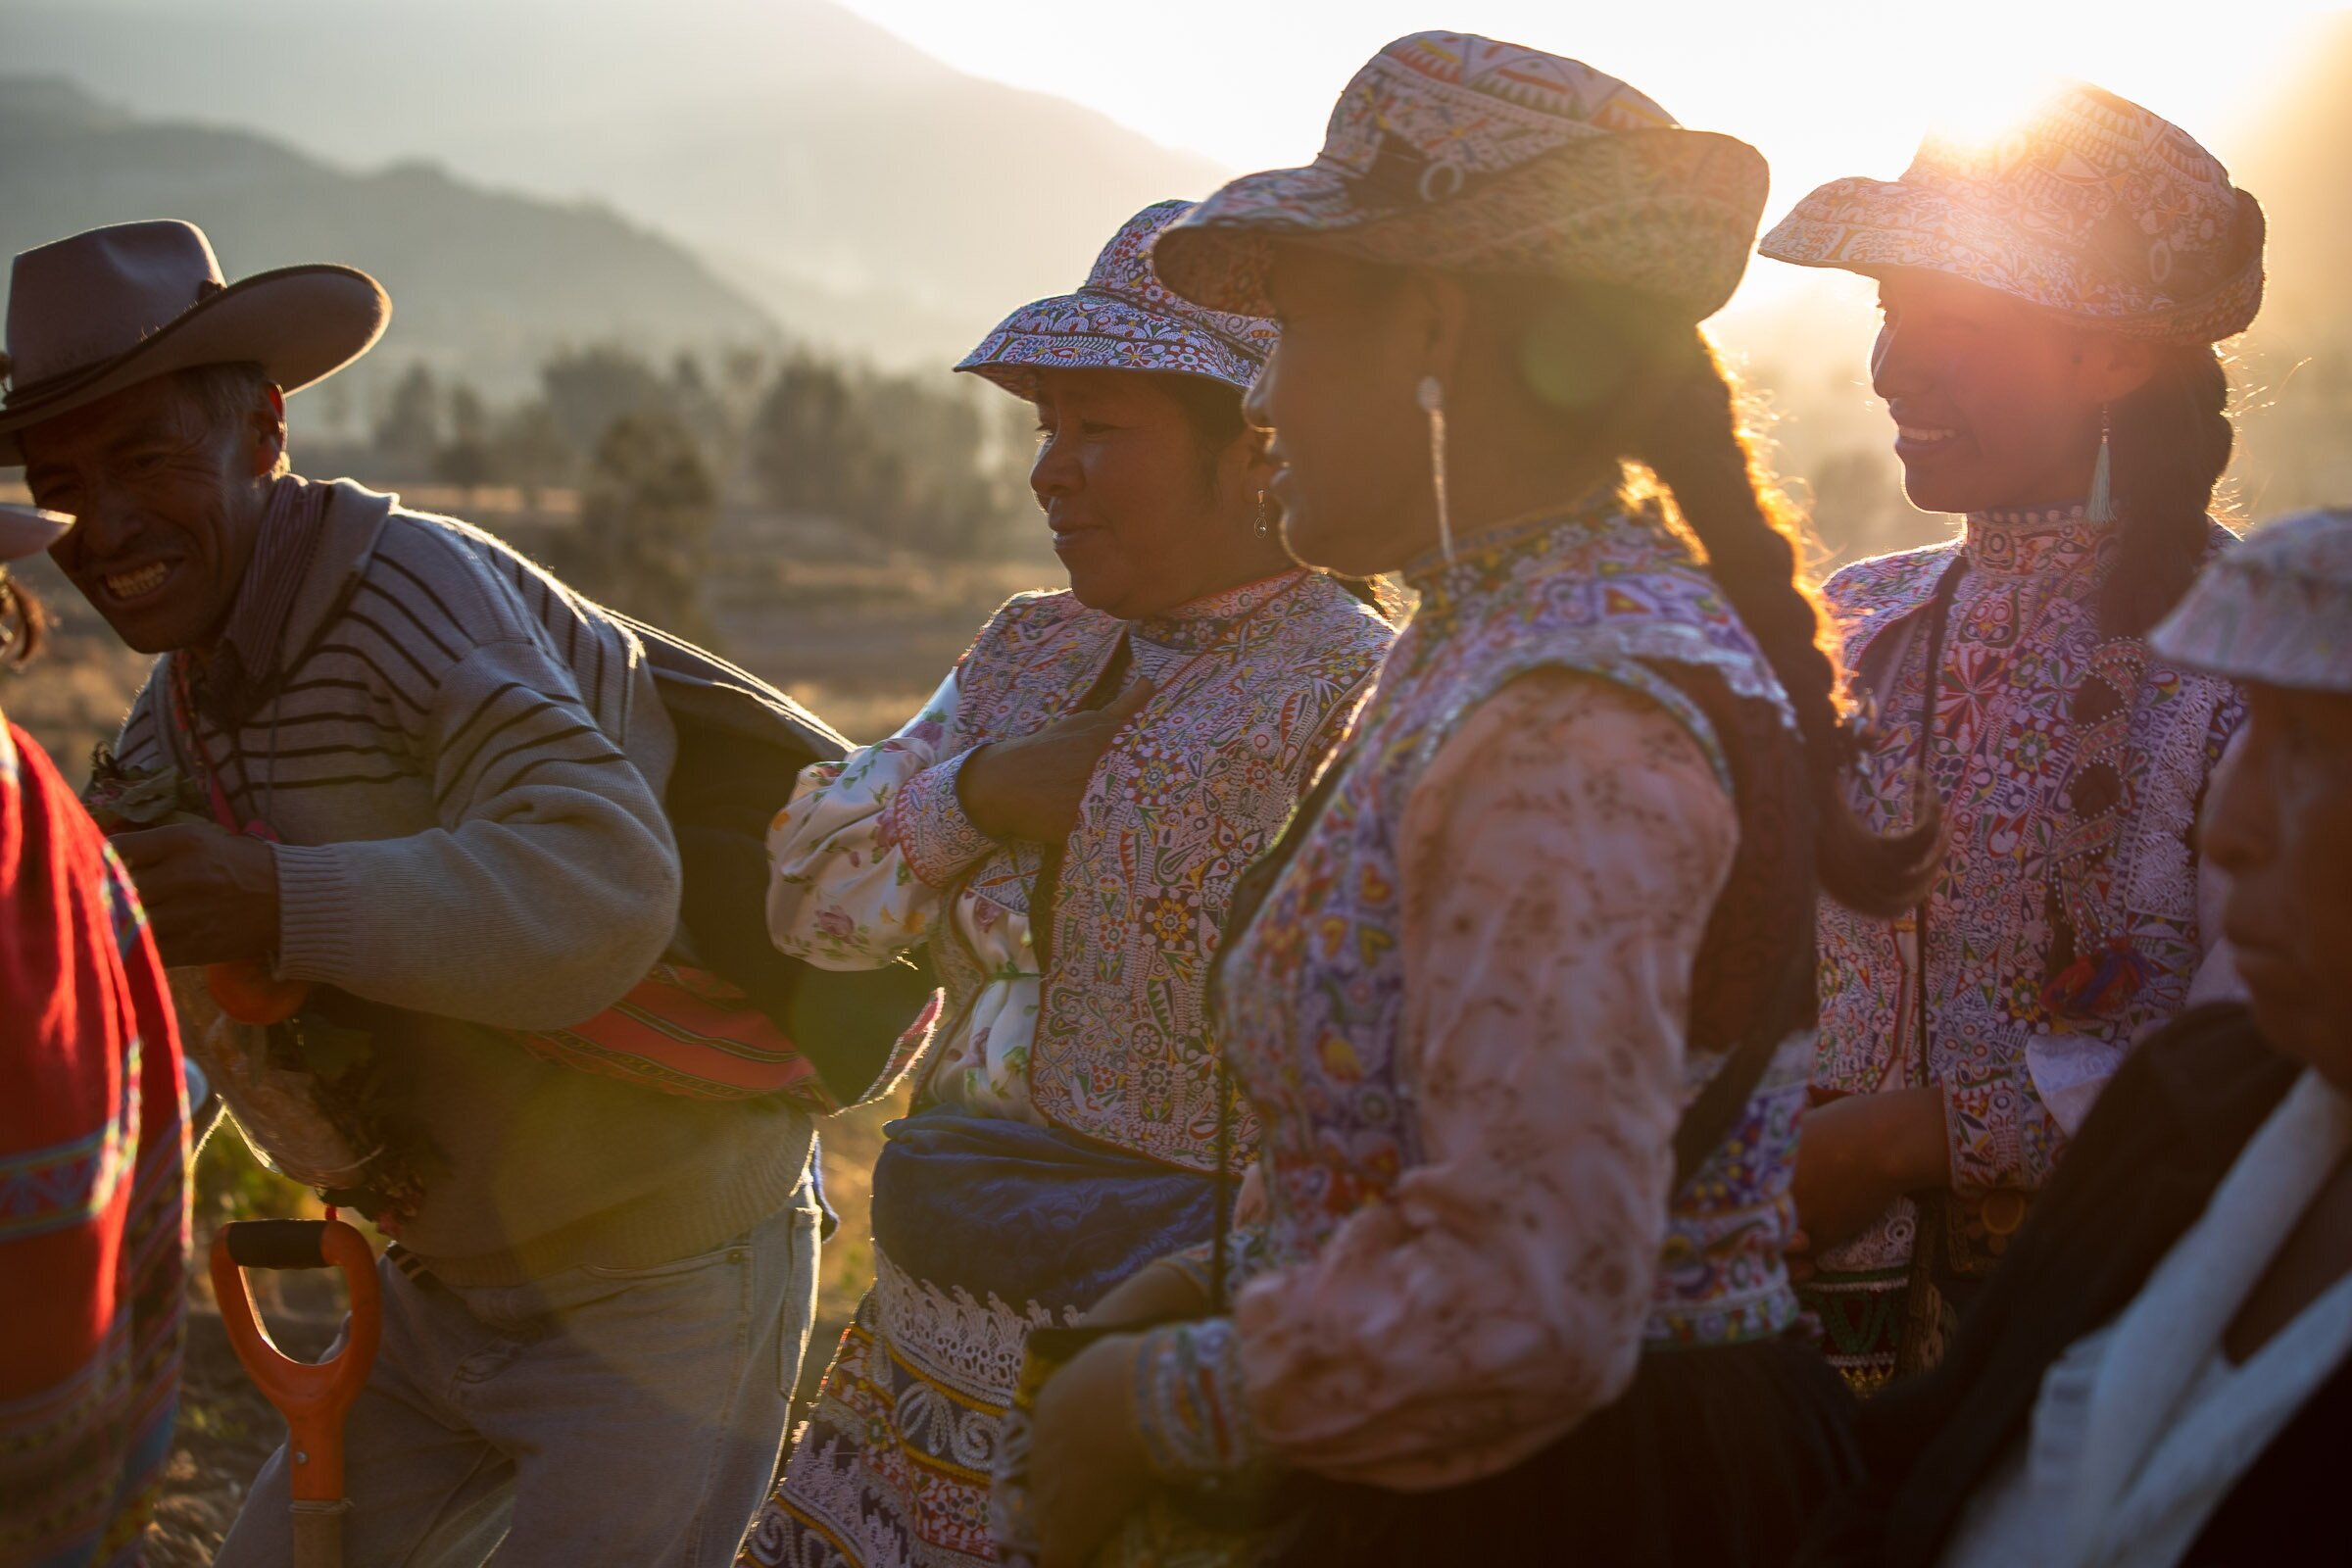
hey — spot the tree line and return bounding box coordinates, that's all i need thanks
[344,346,1043,643]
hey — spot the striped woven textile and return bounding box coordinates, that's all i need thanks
[1,716,189,1568]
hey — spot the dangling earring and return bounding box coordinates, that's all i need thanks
[1416,374,1454,565]
[1253,491,1272,538]
[2085,403,2115,524]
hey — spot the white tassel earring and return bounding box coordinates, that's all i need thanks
[2085,403,2115,524]
[1416,373,1455,565]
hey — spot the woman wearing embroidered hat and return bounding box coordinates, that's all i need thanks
[999,33,1936,1566]
[736,201,1394,1568]
[1757,85,2264,1393]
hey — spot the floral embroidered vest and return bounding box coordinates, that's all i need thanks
[1217,503,1820,1344]
[1815,511,2243,1170]
[938,571,1392,1170]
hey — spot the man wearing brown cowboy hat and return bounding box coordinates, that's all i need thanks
[3,220,827,1566]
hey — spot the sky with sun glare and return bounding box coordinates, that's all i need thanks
[831,0,2331,307]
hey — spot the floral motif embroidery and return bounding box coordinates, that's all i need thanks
[766,571,1392,1156]
[1231,505,1794,1304]
[1132,502,1821,1486]
[1806,507,2243,1386]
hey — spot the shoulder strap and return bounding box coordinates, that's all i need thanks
[609,610,849,765]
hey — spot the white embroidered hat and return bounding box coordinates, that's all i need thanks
[2150,510,2352,693]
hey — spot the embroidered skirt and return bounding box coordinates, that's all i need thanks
[738,1107,1218,1568]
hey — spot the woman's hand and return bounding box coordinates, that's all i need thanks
[956,679,1154,845]
[1082,1259,1211,1331]
[1788,1087,1952,1278]
[1028,1331,1154,1568]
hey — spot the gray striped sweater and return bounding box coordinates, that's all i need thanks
[119,478,812,1283]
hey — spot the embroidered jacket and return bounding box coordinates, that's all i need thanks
[1815,510,2242,1243]
[1130,503,1820,1490]
[764,571,1391,1169]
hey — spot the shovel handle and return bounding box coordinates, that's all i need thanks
[209,1218,381,1504]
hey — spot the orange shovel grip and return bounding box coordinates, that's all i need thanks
[209,1218,381,1501]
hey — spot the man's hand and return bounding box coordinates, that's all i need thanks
[1788,1086,1953,1279]
[956,678,1154,845]
[111,821,280,966]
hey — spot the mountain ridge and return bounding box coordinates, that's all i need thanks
[3,0,1232,366]
[0,74,781,423]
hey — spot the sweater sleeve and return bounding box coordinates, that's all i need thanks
[1133,672,1739,1492]
[765,669,989,970]
[270,635,679,1029]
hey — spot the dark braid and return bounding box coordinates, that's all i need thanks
[2034,347,2233,978]
[0,569,43,668]
[1629,332,1937,917]
[2101,346,2233,636]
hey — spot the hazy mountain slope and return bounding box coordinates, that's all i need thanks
[2223,11,2352,519]
[0,76,778,419]
[3,0,1230,366]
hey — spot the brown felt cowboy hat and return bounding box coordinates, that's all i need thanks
[0,220,390,466]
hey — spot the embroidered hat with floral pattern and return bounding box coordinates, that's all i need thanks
[1760,83,2265,347]
[2150,509,2352,693]
[1151,32,1769,324]
[956,200,1278,399]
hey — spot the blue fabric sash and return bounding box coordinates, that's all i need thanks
[870,1106,1217,1315]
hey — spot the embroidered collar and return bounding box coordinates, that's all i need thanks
[1131,568,1308,652]
[1401,491,1665,611]
[1964,502,2111,577]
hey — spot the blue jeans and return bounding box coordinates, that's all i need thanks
[215,1193,820,1567]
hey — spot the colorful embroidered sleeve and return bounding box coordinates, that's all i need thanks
[1132,673,1739,1490]
[766,669,988,968]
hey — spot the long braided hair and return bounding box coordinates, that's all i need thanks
[2101,344,2235,636]
[1496,278,1938,916]
[1630,333,1939,916]
[0,570,42,668]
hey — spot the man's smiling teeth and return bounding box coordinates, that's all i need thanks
[1896,424,1957,443]
[104,563,172,599]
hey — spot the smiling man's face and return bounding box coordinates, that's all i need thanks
[21,370,281,654]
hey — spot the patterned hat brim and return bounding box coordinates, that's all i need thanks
[955,287,1265,400]
[2148,510,2352,693]
[1759,176,2265,347]
[1155,126,1769,324]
